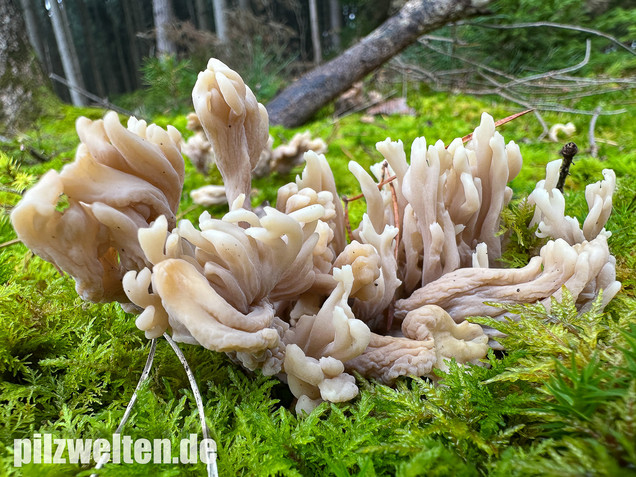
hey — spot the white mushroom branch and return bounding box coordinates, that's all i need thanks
[11,59,621,413]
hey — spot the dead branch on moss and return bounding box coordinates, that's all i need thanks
[391,34,633,138]
[459,21,636,56]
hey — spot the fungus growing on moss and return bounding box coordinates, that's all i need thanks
[192,58,269,206]
[11,112,183,302]
[12,59,620,413]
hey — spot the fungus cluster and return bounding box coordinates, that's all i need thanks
[11,59,620,413]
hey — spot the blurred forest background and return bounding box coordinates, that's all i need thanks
[1,0,635,134]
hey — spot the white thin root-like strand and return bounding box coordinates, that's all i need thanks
[92,338,158,474]
[163,333,219,477]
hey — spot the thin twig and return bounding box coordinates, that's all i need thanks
[407,60,634,99]
[342,174,399,204]
[177,203,203,220]
[339,145,356,161]
[550,74,636,85]
[92,338,158,475]
[163,333,218,477]
[532,110,551,141]
[498,39,591,90]
[406,38,631,124]
[23,145,49,163]
[0,238,21,249]
[461,21,636,56]
[589,106,602,159]
[344,192,364,202]
[389,181,400,250]
[460,109,534,144]
[333,90,397,121]
[557,142,579,192]
[419,39,517,82]
[523,103,626,116]
[380,161,401,260]
[419,34,469,45]
[542,86,630,102]
[390,57,441,87]
[378,175,398,189]
[49,73,139,118]
[476,71,551,138]
[342,196,354,240]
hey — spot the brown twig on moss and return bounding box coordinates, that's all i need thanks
[380,161,402,261]
[342,167,400,242]
[557,142,579,192]
[342,195,354,241]
[0,238,21,249]
[460,109,534,144]
[343,174,399,204]
[177,203,203,220]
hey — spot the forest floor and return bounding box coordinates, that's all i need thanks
[1,88,635,476]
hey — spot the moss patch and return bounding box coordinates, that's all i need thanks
[1,91,635,475]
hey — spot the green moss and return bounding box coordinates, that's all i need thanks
[2,90,636,476]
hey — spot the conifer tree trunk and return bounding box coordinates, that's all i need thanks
[18,0,44,63]
[212,0,227,43]
[60,0,83,92]
[329,0,341,51]
[77,0,105,97]
[89,2,118,95]
[109,5,132,92]
[122,0,140,89]
[129,0,148,62]
[308,0,322,65]
[0,0,47,135]
[131,0,146,32]
[48,0,86,106]
[195,0,209,30]
[36,1,62,94]
[153,0,177,56]
[267,0,492,127]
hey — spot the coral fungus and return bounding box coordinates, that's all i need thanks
[12,59,620,413]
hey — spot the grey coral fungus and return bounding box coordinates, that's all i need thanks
[12,59,621,413]
[11,112,183,303]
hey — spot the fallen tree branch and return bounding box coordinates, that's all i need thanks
[267,0,493,127]
[396,37,630,137]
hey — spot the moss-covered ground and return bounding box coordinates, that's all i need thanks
[1,89,635,476]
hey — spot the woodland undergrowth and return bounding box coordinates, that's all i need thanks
[1,91,635,476]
